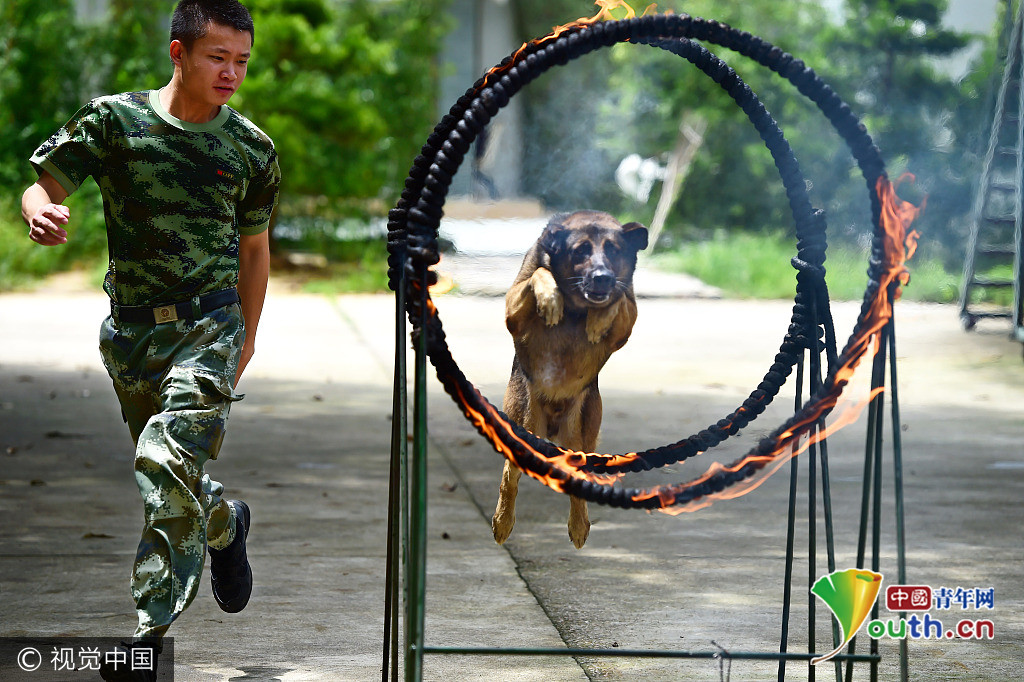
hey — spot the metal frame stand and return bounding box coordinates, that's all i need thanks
[379,13,917,681]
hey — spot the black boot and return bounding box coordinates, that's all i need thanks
[98,640,159,682]
[209,499,252,613]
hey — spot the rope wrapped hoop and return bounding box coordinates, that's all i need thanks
[387,13,917,512]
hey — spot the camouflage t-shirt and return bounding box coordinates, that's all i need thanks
[31,90,281,306]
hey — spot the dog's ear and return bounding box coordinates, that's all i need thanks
[540,221,569,256]
[621,222,649,253]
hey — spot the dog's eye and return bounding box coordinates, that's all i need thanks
[571,243,591,263]
[604,242,620,260]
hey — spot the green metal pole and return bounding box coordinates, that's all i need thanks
[422,646,879,662]
[887,309,910,682]
[779,356,804,681]
[405,269,430,682]
[384,280,408,682]
[846,331,886,682]
[807,299,840,682]
[869,325,889,682]
[817,431,842,682]
[808,434,817,682]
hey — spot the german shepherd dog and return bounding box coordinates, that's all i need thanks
[491,210,648,548]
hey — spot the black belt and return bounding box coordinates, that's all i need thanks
[112,288,240,324]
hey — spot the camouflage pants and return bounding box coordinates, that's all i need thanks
[99,302,245,639]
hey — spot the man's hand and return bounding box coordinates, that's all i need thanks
[22,172,71,246]
[28,203,71,245]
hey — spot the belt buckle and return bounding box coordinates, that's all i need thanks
[153,304,179,324]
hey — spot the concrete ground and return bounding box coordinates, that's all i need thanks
[1,276,1022,681]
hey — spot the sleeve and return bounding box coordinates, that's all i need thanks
[238,148,281,236]
[29,100,107,196]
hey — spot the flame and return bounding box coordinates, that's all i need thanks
[429,256,456,295]
[637,384,886,515]
[479,1,661,90]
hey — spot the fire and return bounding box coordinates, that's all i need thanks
[429,256,456,295]
[638,385,887,515]
[479,1,660,90]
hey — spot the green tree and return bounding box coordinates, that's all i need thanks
[813,0,973,258]
[0,0,86,187]
[81,0,177,95]
[238,0,450,207]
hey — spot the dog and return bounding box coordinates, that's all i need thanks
[491,210,648,549]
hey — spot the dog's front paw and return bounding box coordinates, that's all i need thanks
[532,268,563,326]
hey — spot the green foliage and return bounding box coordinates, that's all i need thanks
[0,0,1009,299]
[297,238,391,294]
[238,0,450,202]
[0,0,87,188]
[812,0,976,262]
[82,0,177,95]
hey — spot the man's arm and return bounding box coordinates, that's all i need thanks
[235,229,270,386]
[22,171,71,246]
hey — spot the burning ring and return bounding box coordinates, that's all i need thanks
[387,12,918,513]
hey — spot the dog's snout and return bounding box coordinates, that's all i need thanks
[591,270,615,289]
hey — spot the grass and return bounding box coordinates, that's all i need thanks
[650,231,964,304]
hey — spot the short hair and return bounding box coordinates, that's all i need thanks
[170,0,255,49]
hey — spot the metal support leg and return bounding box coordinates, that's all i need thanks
[888,310,910,682]
[405,268,430,682]
[779,357,804,681]
[384,280,408,682]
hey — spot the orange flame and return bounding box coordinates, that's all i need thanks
[479,1,661,90]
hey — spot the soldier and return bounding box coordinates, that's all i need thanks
[20,1,279,678]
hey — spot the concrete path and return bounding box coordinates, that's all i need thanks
[1,281,1022,680]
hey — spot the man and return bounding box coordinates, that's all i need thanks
[21,1,279,677]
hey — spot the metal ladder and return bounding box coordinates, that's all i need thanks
[960,0,1024,345]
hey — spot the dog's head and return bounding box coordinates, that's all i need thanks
[539,210,649,308]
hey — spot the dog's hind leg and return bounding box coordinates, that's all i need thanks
[568,496,590,549]
[567,386,600,548]
[492,459,522,545]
